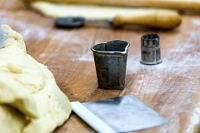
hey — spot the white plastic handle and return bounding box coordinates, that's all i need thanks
[71,101,116,133]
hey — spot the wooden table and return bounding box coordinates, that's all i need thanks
[1,0,200,133]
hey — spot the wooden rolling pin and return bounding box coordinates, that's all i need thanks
[23,0,200,10]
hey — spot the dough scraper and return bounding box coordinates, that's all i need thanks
[71,95,168,133]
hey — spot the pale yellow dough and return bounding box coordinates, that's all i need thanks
[0,25,71,133]
[29,1,176,20]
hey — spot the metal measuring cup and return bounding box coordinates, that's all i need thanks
[91,40,130,89]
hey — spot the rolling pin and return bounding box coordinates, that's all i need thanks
[23,0,200,10]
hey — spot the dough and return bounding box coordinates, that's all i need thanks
[0,25,71,133]
[22,0,200,10]
[29,1,140,19]
[28,1,176,20]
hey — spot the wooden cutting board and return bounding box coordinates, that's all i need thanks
[1,0,200,133]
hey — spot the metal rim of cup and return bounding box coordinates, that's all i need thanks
[90,40,130,54]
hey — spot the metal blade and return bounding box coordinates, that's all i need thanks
[85,17,114,25]
[82,95,168,132]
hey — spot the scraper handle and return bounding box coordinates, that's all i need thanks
[113,10,182,29]
[71,102,116,133]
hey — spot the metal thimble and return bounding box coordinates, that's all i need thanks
[140,33,162,65]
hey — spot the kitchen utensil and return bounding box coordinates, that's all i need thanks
[140,33,162,65]
[55,9,181,29]
[91,40,129,89]
[71,95,168,133]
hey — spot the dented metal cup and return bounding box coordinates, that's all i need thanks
[91,40,130,90]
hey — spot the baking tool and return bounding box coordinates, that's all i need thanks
[91,40,129,89]
[71,102,115,133]
[55,16,109,28]
[55,9,181,29]
[24,0,200,10]
[71,95,168,133]
[140,33,162,65]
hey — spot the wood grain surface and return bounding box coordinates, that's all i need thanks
[1,0,200,133]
